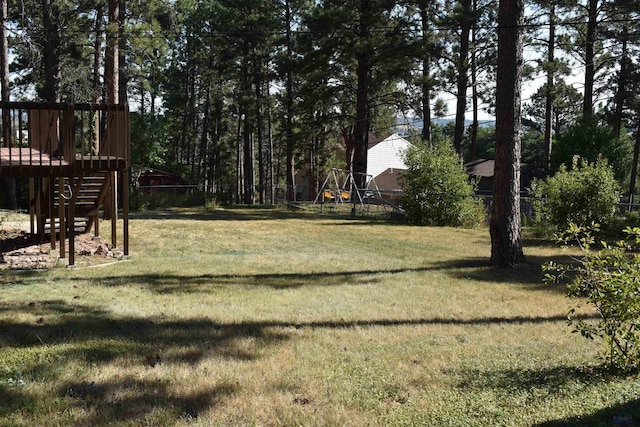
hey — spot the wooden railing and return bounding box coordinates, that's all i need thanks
[0,102,130,176]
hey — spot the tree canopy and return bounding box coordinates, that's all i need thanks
[1,0,639,206]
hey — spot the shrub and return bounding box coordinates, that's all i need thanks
[551,116,632,181]
[401,140,485,227]
[531,157,620,231]
[544,224,640,372]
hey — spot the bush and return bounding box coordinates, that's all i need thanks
[551,116,632,182]
[605,210,640,239]
[544,224,640,372]
[401,141,485,227]
[531,157,621,231]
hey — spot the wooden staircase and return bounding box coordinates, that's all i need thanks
[38,173,112,237]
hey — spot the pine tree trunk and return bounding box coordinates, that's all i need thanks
[582,0,598,118]
[612,27,629,139]
[453,0,471,161]
[628,116,640,209]
[118,0,127,104]
[353,0,371,191]
[285,0,296,203]
[353,54,369,190]
[490,0,525,267]
[420,3,432,145]
[543,4,556,169]
[41,0,60,102]
[469,0,478,161]
[0,0,15,210]
[93,3,104,152]
[106,0,119,104]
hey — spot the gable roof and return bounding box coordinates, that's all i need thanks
[464,159,532,178]
[464,159,495,178]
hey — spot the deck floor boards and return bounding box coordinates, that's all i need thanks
[1,148,125,176]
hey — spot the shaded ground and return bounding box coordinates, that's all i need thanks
[1,225,123,270]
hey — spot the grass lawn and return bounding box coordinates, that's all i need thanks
[1,206,639,426]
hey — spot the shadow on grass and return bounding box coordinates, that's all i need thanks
[459,364,640,427]
[1,296,596,348]
[2,369,235,424]
[129,206,335,222]
[0,299,275,424]
[0,301,289,364]
[61,377,236,424]
[0,385,37,417]
[437,255,576,289]
[459,364,608,393]
[51,258,570,294]
[0,299,595,359]
[0,260,569,295]
[536,399,640,427]
[75,267,435,292]
[0,297,600,423]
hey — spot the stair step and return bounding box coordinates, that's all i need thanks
[38,173,110,221]
[44,218,89,234]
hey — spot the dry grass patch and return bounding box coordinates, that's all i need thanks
[1,206,638,426]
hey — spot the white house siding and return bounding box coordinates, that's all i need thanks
[366,133,411,179]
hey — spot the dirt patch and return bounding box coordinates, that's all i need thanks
[1,229,124,270]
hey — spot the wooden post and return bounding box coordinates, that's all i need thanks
[111,171,117,248]
[68,176,77,266]
[29,178,35,235]
[123,168,129,256]
[58,177,65,259]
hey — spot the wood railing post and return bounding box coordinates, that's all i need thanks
[58,177,65,259]
[123,168,129,256]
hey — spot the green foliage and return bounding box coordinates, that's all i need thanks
[130,113,171,168]
[521,127,545,165]
[401,140,485,227]
[551,116,633,181]
[531,157,621,230]
[464,124,495,160]
[523,80,582,136]
[607,211,640,239]
[544,224,640,372]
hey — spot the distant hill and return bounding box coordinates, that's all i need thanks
[395,117,495,137]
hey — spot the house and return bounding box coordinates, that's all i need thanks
[366,133,411,181]
[464,158,533,194]
[293,133,413,202]
[137,168,188,194]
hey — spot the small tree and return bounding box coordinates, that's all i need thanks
[401,140,484,227]
[531,157,621,231]
[551,116,633,182]
[544,224,640,372]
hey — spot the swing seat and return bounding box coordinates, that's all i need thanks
[323,190,335,200]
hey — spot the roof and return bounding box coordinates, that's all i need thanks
[367,134,386,149]
[368,132,405,150]
[464,159,495,178]
[464,159,531,178]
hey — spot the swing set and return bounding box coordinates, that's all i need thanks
[313,168,394,213]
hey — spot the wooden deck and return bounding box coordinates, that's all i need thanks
[0,102,130,266]
[1,148,69,176]
[1,149,126,176]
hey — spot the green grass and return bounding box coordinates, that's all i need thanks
[1,206,639,426]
